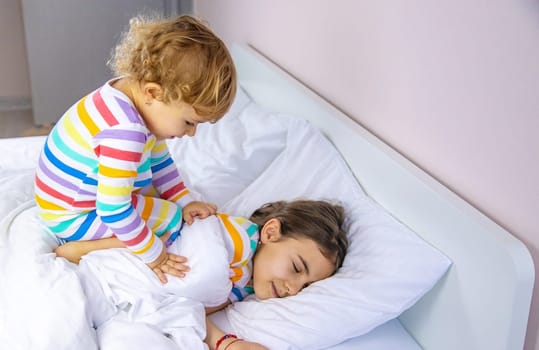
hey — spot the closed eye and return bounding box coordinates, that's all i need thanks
[185,120,195,127]
[299,255,309,275]
[293,262,300,273]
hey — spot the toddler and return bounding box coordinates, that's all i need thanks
[34,15,236,282]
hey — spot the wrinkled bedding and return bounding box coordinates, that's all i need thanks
[0,171,227,349]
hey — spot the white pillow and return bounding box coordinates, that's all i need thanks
[170,90,451,349]
[167,87,289,206]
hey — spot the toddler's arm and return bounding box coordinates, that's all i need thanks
[54,234,190,283]
[150,140,194,207]
[149,141,217,222]
[94,126,166,264]
[54,237,124,264]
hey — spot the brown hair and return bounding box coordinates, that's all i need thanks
[109,15,236,121]
[249,200,349,270]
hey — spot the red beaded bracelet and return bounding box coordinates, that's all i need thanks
[215,334,238,350]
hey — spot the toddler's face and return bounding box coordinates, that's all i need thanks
[252,231,335,300]
[142,99,207,140]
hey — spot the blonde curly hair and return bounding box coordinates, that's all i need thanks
[109,15,236,121]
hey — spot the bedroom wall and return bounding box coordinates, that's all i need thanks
[194,1,539,349]
[0,0,31,107]
[0,0,189,121]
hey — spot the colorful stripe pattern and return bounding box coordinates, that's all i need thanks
[34,80,193,263]
[217,213,259,302]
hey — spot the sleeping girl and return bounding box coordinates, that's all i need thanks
[55,199,349,350]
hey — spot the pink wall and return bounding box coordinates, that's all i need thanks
[0,0,30,98]
[194,1,539,349]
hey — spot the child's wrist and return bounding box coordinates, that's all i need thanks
[215,333,242,350]
[222,338,242,350]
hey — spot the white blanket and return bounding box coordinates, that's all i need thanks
[0,172,230,350]
[0,192,98,349]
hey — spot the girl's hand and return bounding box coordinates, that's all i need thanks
[222,339,268,350]
[182,201,218,225]
[147,244,189,283]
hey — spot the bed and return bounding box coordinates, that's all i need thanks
[0,44,534,350]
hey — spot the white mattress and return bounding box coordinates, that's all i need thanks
[318,319,420,350]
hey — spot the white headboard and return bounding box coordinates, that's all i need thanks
[230,44,534,350]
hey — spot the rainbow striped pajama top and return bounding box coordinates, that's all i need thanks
[34,79,193,263]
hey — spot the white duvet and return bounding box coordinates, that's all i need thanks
[0,181,232,350]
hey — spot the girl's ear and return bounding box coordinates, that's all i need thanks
[142,82,164,104]
[259,218,282,243]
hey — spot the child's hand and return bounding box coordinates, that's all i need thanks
[147,245,190,283]
[182,201,217,225]
[224,339,268,350]
[54,242,85,264]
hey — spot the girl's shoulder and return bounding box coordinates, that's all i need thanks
[216,213,259,243]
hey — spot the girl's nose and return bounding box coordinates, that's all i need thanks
[286,279,304,296]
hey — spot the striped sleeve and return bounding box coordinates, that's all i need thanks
[150,140,194,207]
[217,213,259,302]
[94,124,163,263]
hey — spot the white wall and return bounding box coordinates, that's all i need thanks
[0,0,30,98]
[0,0,186,119]
[194,1,539,349]
[21,0,173,125]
